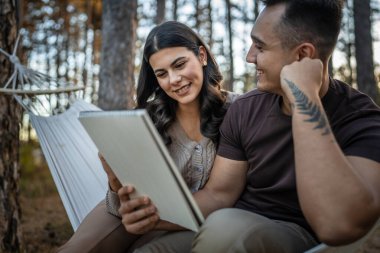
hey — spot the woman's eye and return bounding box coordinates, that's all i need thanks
[156,72,166,78]
[175,62,186,68]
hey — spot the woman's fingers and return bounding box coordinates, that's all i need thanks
[121,201,156,223]
[99,152,122,192]
[118,185,133,202]
[123,213,159,234]
[118,187,159,234]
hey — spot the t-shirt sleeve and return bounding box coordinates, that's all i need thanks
[217,101,247,161]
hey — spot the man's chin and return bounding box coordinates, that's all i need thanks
[256,83,281,95]
[257,85,264,91]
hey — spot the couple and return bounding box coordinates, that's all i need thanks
[59,0,380,252]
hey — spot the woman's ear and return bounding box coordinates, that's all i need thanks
[198,46,207,66]
[295,43,316,61]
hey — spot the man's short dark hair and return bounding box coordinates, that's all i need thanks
[261,0,344,61]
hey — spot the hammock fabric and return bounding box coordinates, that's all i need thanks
[29,100,107,230]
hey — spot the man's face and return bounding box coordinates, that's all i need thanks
[246,4,298,95]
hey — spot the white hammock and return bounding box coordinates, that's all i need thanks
[29,100,107,231]
[1,37,107,231]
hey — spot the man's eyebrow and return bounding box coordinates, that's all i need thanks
[154,56,187,74]
[251,35,266,46]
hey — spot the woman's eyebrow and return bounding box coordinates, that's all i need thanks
[154,56,187,74]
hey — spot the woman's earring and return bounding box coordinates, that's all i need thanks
[203,61,207,66]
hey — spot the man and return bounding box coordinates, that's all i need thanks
[190,0,380,252]
[119,0,380,252]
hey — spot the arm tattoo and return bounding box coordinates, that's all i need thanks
[284,78,330,135]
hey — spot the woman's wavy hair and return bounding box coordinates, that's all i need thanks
[136,21,227,145]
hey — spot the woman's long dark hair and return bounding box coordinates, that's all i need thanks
[136,21,228,145]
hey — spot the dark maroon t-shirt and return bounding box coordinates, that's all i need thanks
[217,78,380,236]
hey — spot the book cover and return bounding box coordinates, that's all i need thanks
[78,109,204,232]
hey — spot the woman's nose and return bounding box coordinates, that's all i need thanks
[169,71,181,85]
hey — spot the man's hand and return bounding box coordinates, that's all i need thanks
[118,185,160,234]
[98,153,122,192]
[280,58,323,111]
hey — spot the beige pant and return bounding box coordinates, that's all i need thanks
[192,208,319,253]
[58,202,317,253]
[57,200,194,253]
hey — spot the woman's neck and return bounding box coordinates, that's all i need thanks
[176,102,202,142]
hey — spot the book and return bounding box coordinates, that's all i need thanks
[78,109,204,232]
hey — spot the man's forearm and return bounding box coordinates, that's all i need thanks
[288,81,376,244]
[193,186,231,218]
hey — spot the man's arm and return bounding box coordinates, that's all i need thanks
[118,155,247,233]
[194,155,248,217]
[281,58,380,245]
[155,155,247,230]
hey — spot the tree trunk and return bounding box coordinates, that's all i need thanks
[0,0,23,252]
[155,0,166,24]
[254,0,259,21]
[225,0,234,91]
[328,58,333,77]
[172,0,178,21]
[206,0,213,49]
[353,0,379,103]
[98,0,137,110]
[194,0,200,31]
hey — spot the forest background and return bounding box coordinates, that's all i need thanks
[1,0,380,252]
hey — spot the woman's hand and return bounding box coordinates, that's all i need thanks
[118,185,160,234]
[98,152,122,192]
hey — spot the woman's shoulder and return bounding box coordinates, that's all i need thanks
[224,90,240,103]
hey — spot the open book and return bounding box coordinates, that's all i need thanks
[78,110,204,232]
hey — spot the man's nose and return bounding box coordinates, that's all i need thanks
[246,46,257,64]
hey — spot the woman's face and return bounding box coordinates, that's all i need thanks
[149,46,207,108]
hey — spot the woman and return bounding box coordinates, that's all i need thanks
[58,21,238,253]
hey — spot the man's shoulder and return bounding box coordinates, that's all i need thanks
[225,89,279,120]
[328,78,380,111]
[234,89,275,103]
[230,89,279,113]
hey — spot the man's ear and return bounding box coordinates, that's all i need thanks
[295,43,316,60]
[198,46,207,66]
